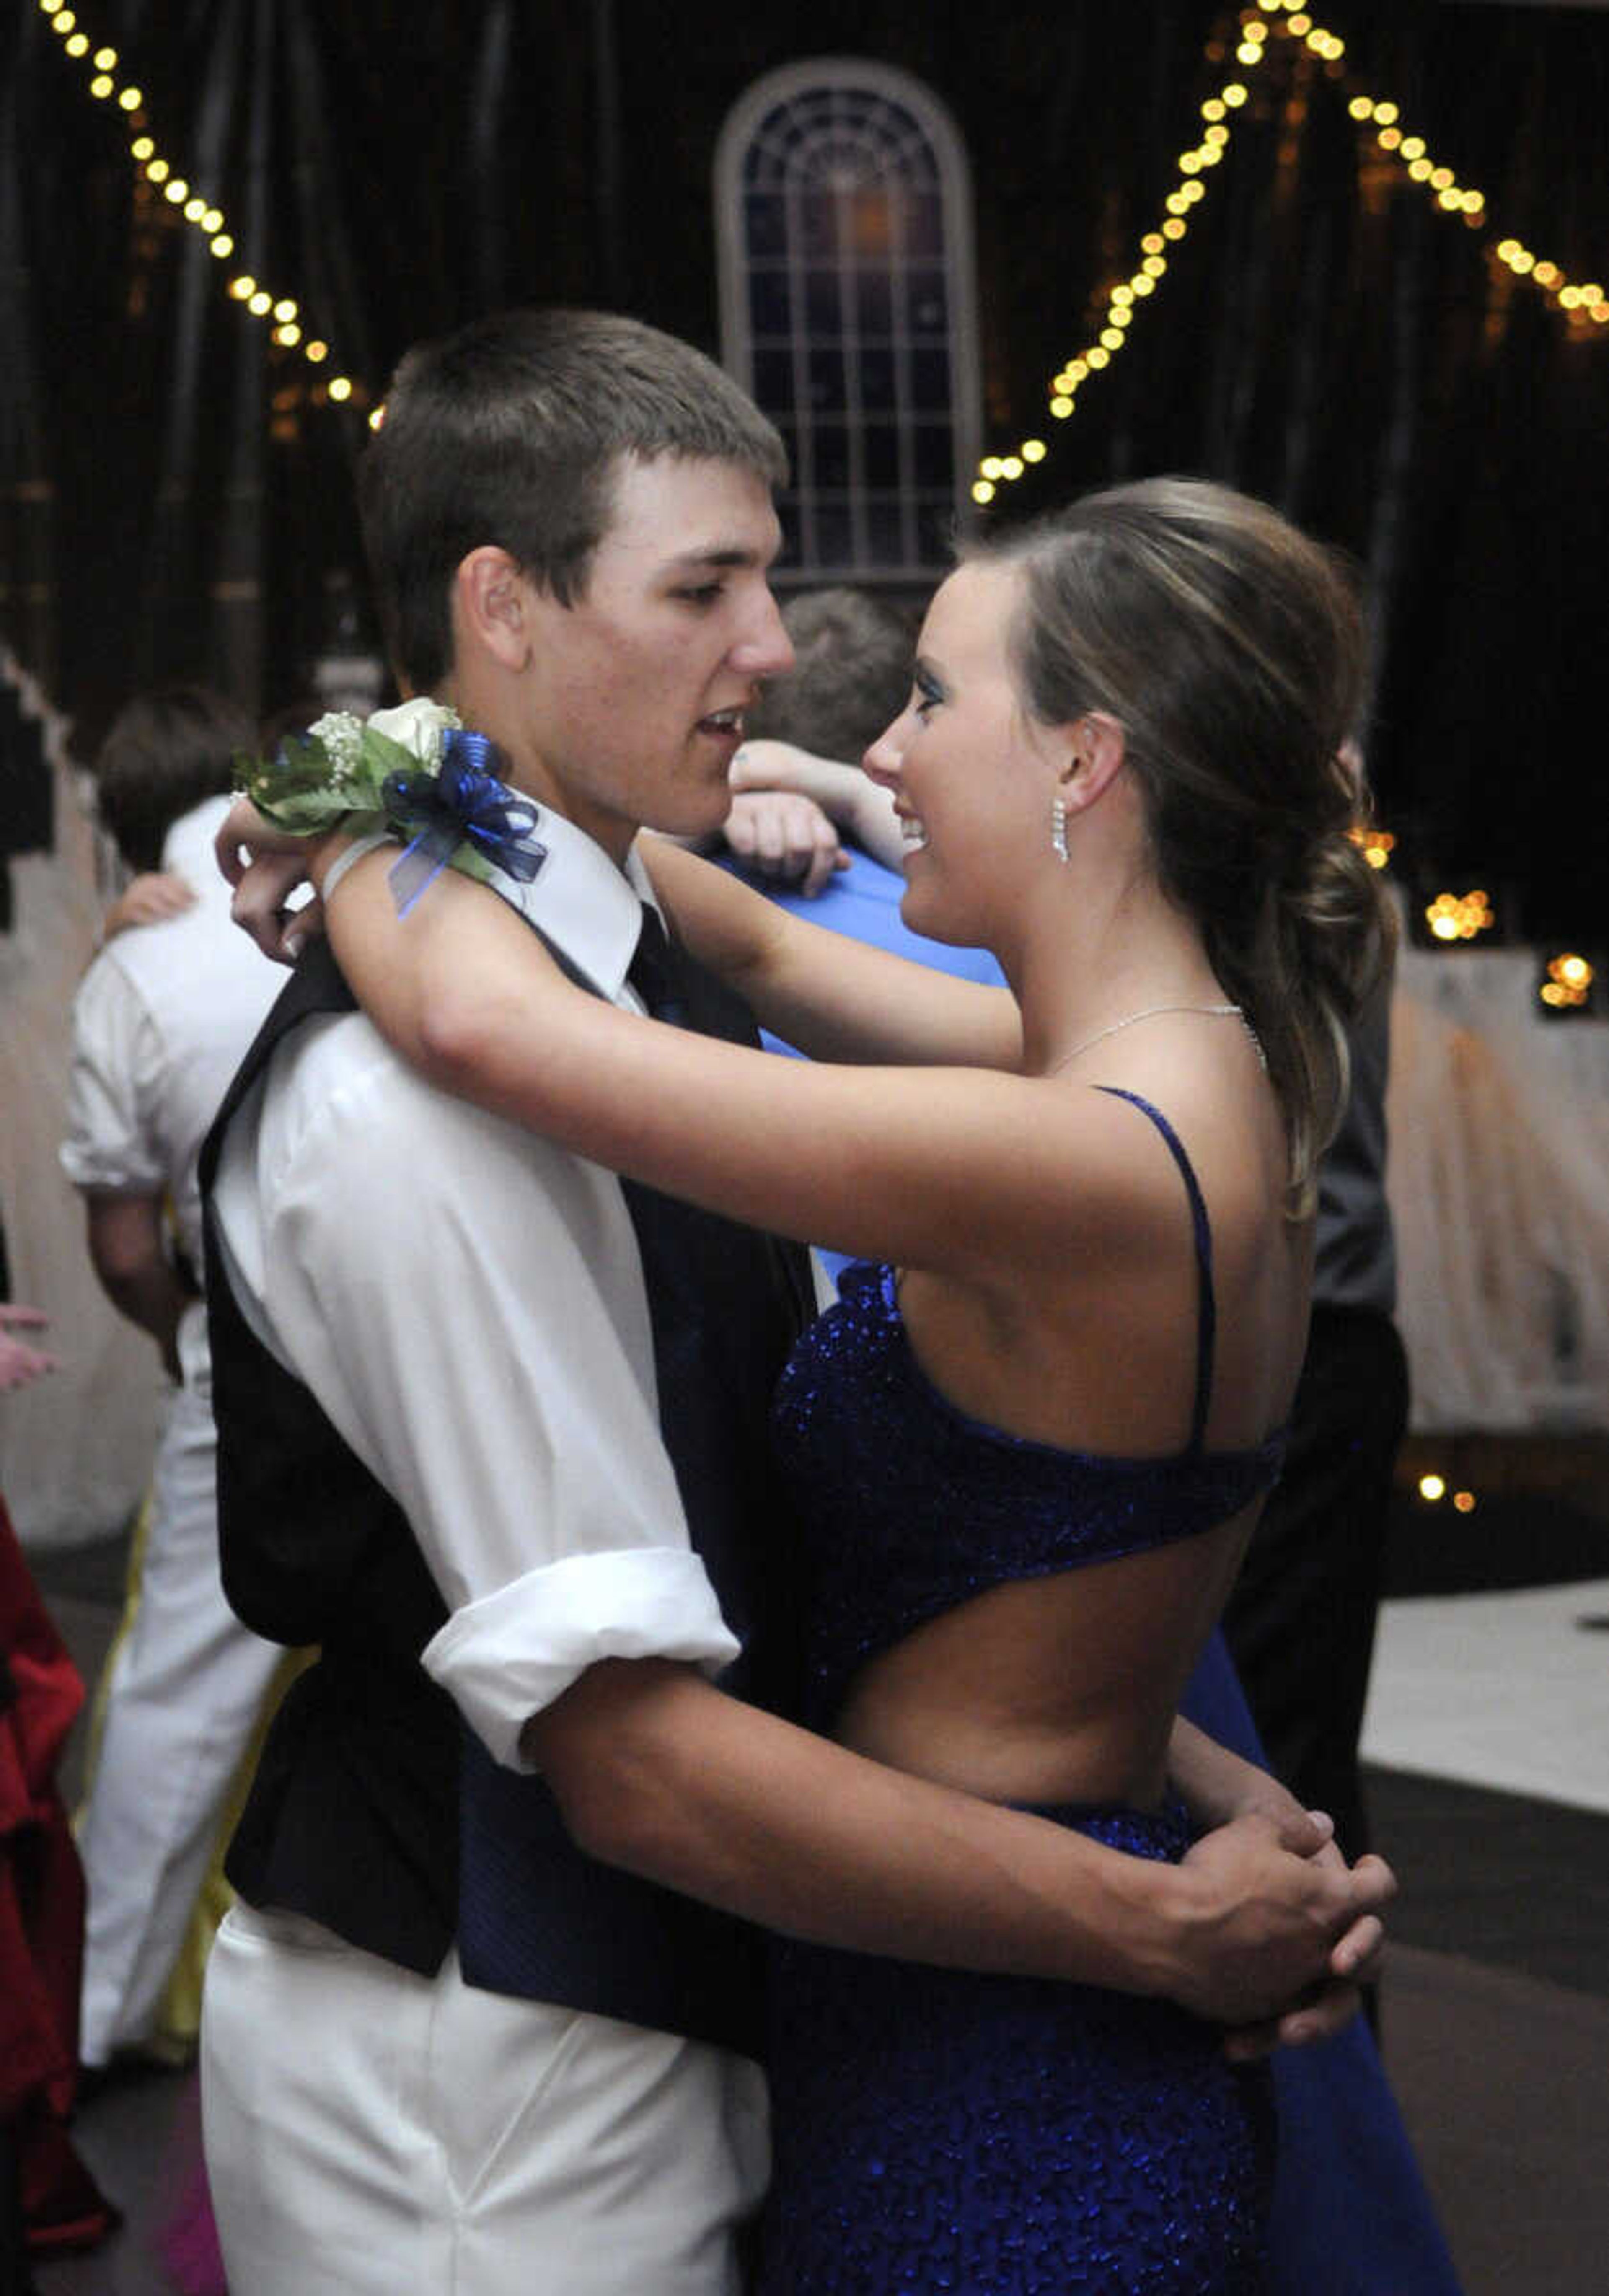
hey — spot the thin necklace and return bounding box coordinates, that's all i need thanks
[1045,1002,1255,1077]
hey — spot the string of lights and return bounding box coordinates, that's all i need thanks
[37,0,364,413]
[972,0,1607,508]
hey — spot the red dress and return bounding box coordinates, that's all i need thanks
[0,1493,118,2258]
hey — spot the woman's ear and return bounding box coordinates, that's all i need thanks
[453,546,531,671]
[1058,712,1127,814]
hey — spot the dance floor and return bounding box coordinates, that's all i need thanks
[27,1435,1609,2294]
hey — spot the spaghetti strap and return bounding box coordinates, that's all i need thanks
[1094,1086,1216,1452]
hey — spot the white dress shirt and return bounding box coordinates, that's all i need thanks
[208,810,740,1767]
[61,794,284,1270]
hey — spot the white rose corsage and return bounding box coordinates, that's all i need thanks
[235,698,547,913]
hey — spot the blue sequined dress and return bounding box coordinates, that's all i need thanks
[758,1090,1285,2294]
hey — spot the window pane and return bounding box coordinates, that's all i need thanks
[908,348,950,412]
[812,500,854,568]
[812,425,851,488]
[808,347,847,413]
[748,270,793,338]
[857,346,897,411]
[854,270,893,338]
[798,192,841,261]
[867,500,909,567]
[745,194,787,259]
[804,269,842,333]
[912,424,955,488]
[864,425,901,489]
[752,349,798,414]
[900,191,944,258]
[905,270,949,337]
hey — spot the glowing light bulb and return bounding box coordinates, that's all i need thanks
[230,274,256,299]
[980,457,1003,480]
[1452,1490,1476,1514]
[210,233,234,258]
[1022,439,1046,463]
[1374,100,1398,125]
[147,158,169,182]
[131,135,154,158]
[1223,84,1248,108]
[1400,137,1425,161]
[184,197,205,221]
[1086,346,1110,370]
[329,378,353,403]
[93,44,115,66]
[119,86,141,111]
[305,340,328,363]
[1050,396,1073,419]
[65,29,88,54]
[274,298,298,322]
[90,72,112,97]
[971,480,995,505]
[1348,97,1373,122]
[248,290,272,316]
[1419,1475,1446,1502]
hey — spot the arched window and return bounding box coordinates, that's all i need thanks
[716,59,979,585]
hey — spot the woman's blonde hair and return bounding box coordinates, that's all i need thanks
[977,477,1393,1213]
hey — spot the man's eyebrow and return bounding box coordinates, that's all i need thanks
[658,542,772,574]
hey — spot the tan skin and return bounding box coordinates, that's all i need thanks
[220,483,1391,2046]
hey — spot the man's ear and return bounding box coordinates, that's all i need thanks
[453,546,531,671]
[1058,711,1127,815]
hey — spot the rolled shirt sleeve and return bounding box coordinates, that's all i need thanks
[60,958,167,1197]
[217,1010,737,1771]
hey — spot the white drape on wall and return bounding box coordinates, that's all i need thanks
[0,654,166,1549]
[1389,947,1609,1436]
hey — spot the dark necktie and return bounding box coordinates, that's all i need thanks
[627,901,691,1027]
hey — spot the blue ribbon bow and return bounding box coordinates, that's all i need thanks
[380,728,547,915]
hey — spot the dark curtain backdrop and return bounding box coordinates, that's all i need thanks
[3,0,1605,935]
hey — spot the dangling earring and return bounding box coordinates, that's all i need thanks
[1050,793,1070,865]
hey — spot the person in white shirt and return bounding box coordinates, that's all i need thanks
[204,308,1393,2296]
[61,689,288,2076]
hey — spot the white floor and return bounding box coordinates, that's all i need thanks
[1361,1576,1609,1816]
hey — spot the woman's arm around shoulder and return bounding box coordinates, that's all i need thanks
[322,845,1138,1284]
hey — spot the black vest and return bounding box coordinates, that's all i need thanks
[199,932,812,2055]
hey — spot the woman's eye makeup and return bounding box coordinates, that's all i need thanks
[913,665,945,716]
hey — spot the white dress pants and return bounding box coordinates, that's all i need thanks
[201,1903,770,2296]
[77,1306,284,2063]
